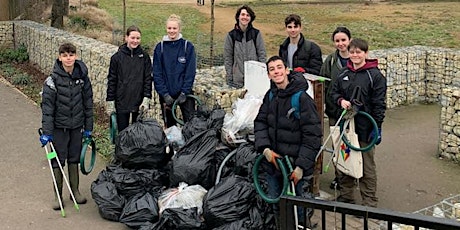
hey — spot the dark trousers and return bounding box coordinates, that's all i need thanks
[160,95,195,128]
[117,112,139,132]
[265,163,314,227]
[52,128,82,168]
[339,141,378,207]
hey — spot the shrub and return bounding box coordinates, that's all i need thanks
[12,73,32,85]
[0,45,29,63]
[69,16,89,29]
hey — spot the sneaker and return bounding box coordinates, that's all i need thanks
[329,177,341,190]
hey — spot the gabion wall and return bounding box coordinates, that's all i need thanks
[0,20,459,161]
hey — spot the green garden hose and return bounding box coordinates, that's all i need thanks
[340,110,379,152]
[171,95,202,126]
[252,155,290,204]
[80,137,96,175]
[109,112,117,145]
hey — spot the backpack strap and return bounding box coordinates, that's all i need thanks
[269,90,303,120]
[288,91,303,120]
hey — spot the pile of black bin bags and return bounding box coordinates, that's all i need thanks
[91,107,277,229]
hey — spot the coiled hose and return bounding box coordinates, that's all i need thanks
[340,110,379,152]
[109,112,117,145]
[171,95,202,126]
[80,137,96,175]
[252,155,290,204]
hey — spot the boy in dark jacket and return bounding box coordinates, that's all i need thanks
[331,38,386,207]
[279,14,323,76]
[40,43,93,210]
[254,55,322,228]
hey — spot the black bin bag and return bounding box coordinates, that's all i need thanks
[91,180,125,222]
[151,207,204,230]
[119,192,159,229]
[115,119,168,169]
[202,175,256,228]
[170,129,218,190]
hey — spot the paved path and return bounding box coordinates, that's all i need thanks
[0,79,128,229]
[1,78,459,229]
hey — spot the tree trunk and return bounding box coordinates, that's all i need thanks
[210,0,215,67]
[123,0,126,36]
[63,0,69,15]
[51,0,64,28]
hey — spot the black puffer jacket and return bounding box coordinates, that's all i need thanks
[41,59,93,135]
[106,43,152,113]
[279,33,323,76]
[254,72,322,175]
[331,59,387,141]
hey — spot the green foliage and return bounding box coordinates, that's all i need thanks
[0,45,29,63]
[69,16,89,29]
[12,73,31,85]
[0,63,16,78]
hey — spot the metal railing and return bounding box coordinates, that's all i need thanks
[279,196,460,230]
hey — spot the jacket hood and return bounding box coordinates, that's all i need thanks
[271,72,308,98]
[347,58,379,72]
[162,33,183,41]
[119,43,144,56]
[234,23,254,32]
[52,59,88,79]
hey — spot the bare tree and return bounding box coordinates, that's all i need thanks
[51,0,64,28]
[63,0,69,15]
[209,0,215,67]
[123,0,126,35]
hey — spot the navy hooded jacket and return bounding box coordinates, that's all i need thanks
[152,35,197,98]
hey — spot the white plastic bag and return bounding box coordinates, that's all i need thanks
[157,182,207,215]
[164,125,185,147]
[221,94,263,144]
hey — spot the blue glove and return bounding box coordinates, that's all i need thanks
[83,130,92,139]
[164,94,174,106]
[39,134,53,146]
[368,128,382,145]
[176,93,187,104]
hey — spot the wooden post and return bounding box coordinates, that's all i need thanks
[304,74,324,197]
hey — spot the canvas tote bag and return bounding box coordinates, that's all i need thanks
[330,117,363,179]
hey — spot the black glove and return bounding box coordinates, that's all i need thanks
[164,94,174,106]
[176,93,187,104]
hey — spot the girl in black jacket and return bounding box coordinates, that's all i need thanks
[106,25,153,132]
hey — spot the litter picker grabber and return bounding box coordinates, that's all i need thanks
[315,109,347,163]
[38,128,80,216]
[43,143,65,217]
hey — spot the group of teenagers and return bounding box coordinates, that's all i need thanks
[38,4,387,228]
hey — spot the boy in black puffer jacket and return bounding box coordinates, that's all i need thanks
[40,42,93,210]
[254,55,322,229]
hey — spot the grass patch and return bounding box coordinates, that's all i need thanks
[97,0,207,52]
[94,1,459,57]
